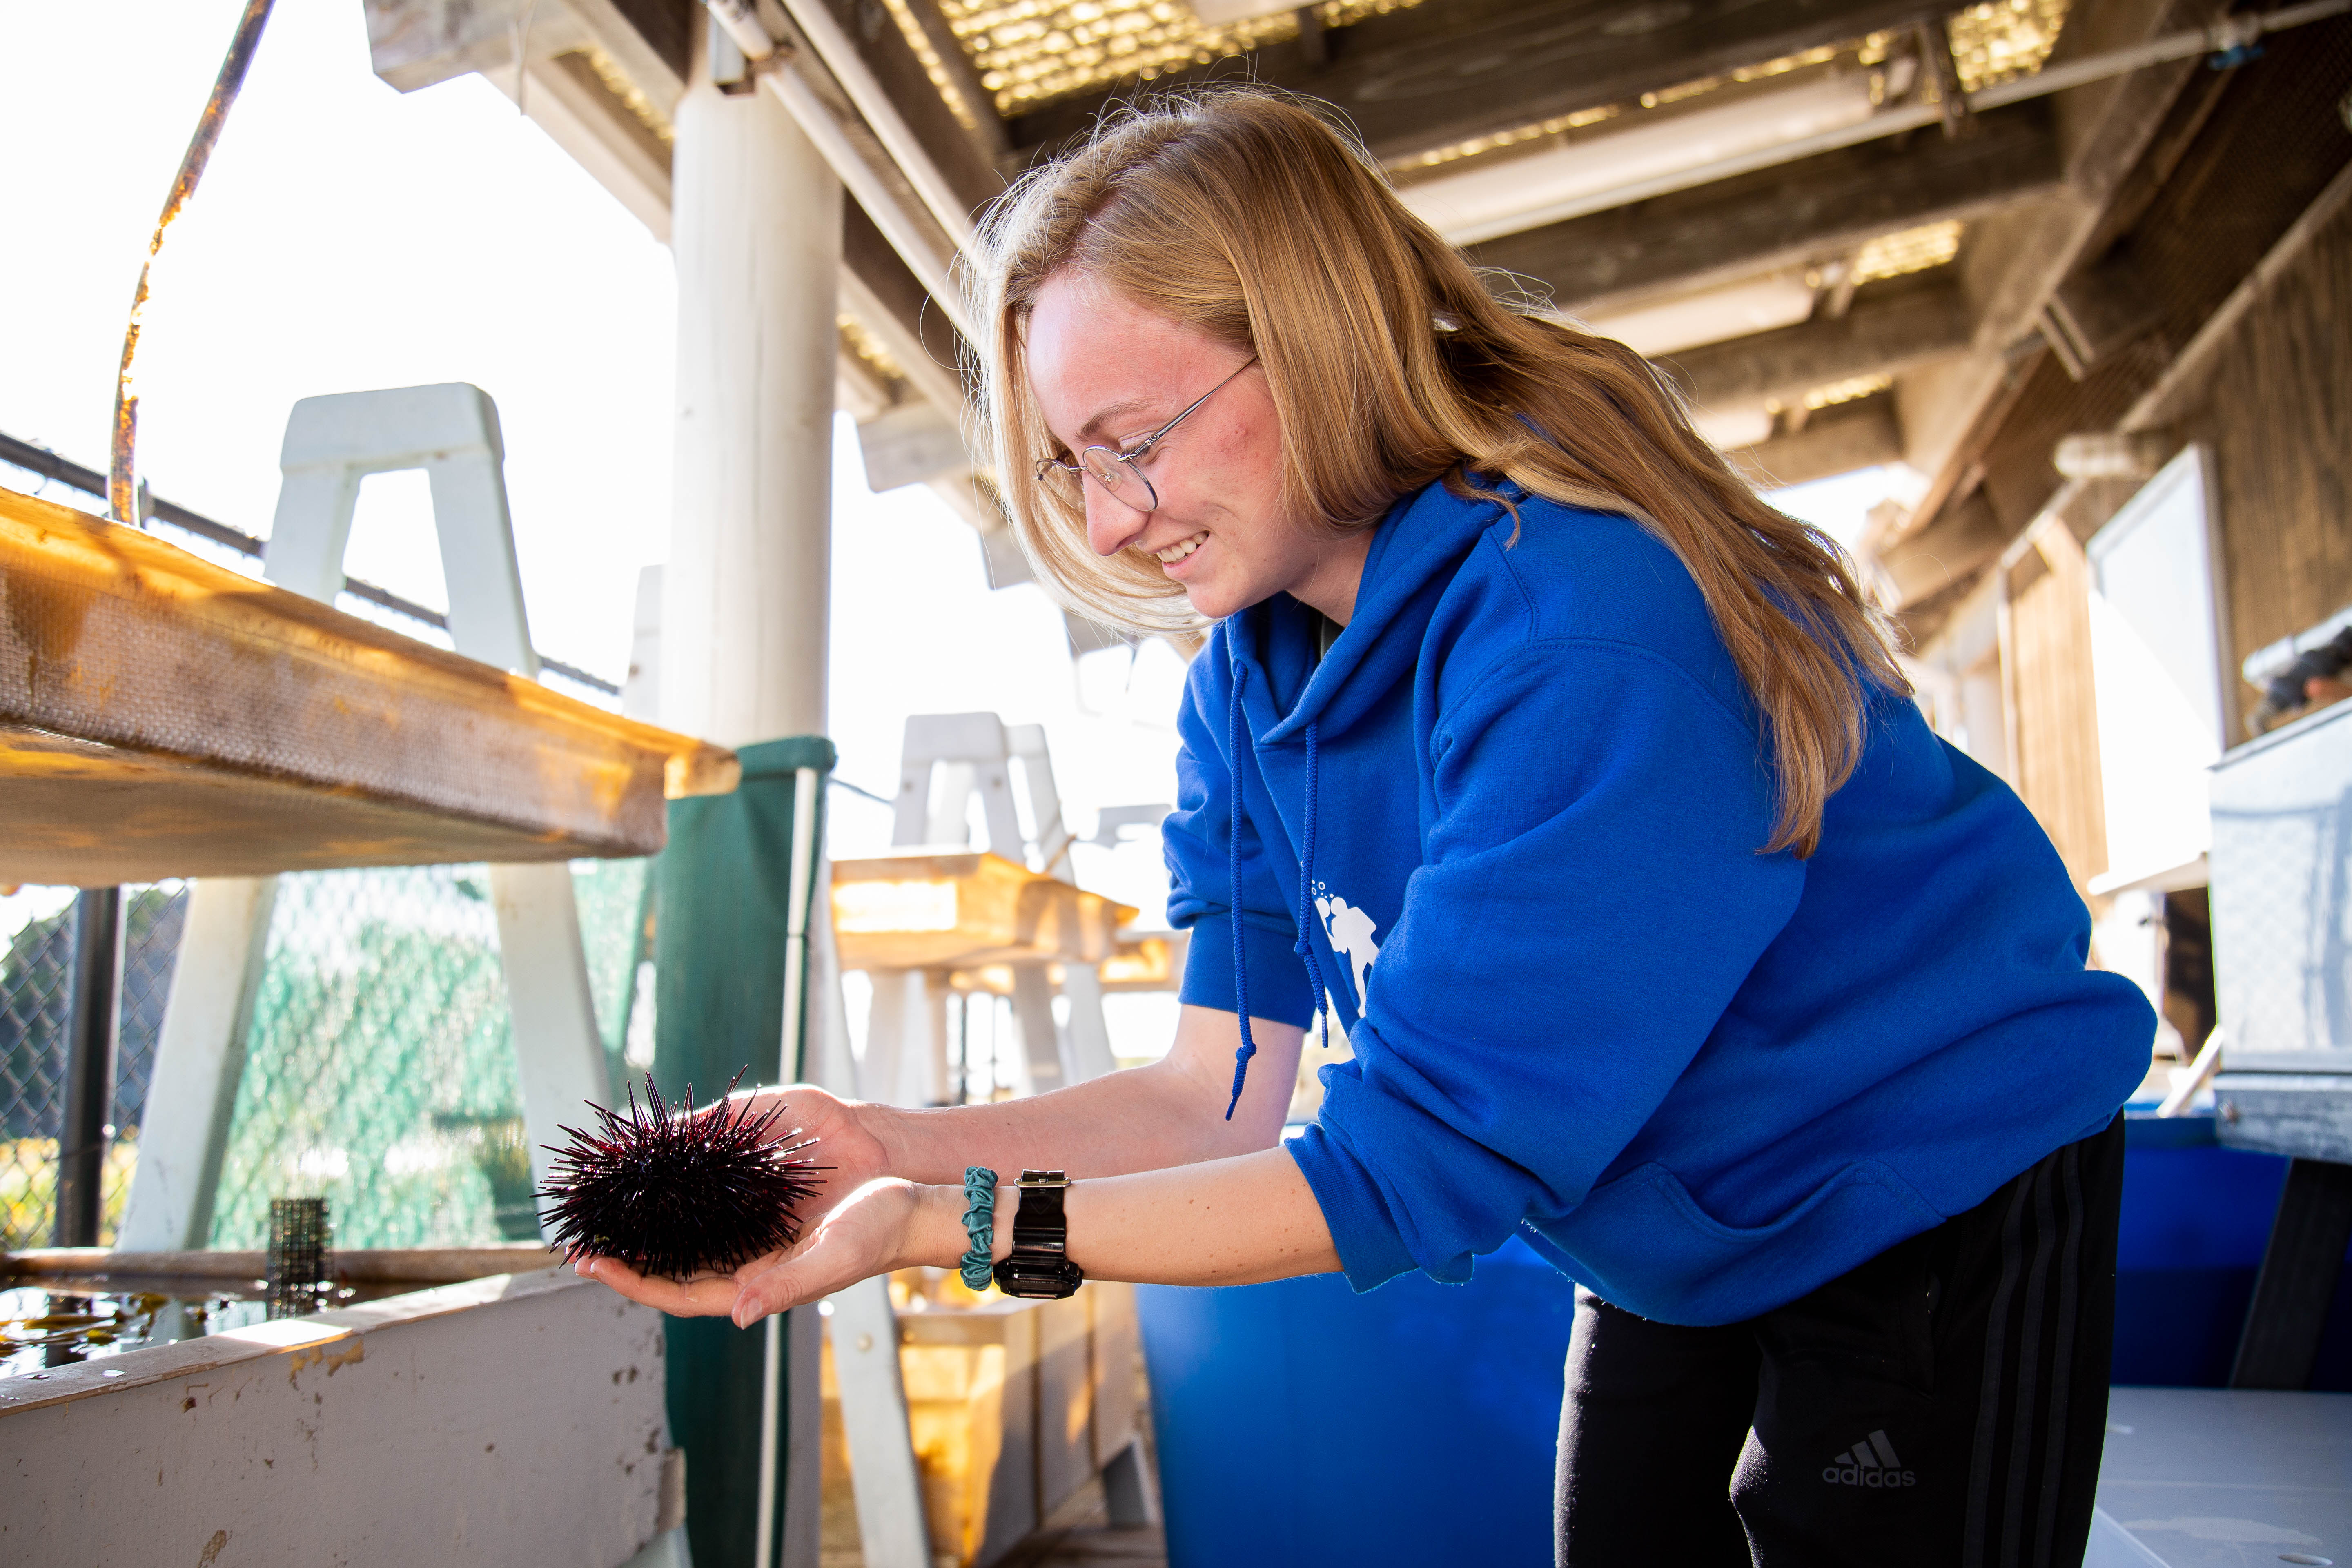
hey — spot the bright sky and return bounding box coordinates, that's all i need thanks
[0,0,1897,946]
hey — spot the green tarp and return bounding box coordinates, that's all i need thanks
[653,734,834,1568]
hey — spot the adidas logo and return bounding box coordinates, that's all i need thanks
[1820,1429,1919,1488]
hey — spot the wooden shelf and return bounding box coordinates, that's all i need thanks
[0,485,737,884]
[831,849,1138,971]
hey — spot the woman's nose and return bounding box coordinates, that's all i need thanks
[1085,486,1151,558]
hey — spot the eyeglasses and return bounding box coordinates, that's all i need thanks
[1033,357,1258,514]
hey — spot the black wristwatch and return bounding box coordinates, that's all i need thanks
[992,1170,1085,1299]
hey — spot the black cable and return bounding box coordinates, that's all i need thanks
[0,430,623,696]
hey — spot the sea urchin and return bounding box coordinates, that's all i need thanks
[537,1069,829,1281]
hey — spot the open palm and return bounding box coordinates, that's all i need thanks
[568,1082,895,1319]
[578,1176,922,1324]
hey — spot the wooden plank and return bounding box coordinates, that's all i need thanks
[2,1245,561,1282]
[2002,523,2108,897]
[1734,395,1903,490]
[0,486,737,884]
[1005,0,1950,164]
[1666,281,1971,410]
[831,851,1138,971]
[0,1270,672,1566]
[1478,101,2063,315]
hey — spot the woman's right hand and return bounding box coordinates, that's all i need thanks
[713,1083,893,1230]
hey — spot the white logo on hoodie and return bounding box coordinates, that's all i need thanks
[1314,891,1382,1012]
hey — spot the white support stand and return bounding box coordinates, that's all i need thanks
[878,712,1127,1096]
[827,1276,934,1568]
[119,383,609,1253]
[114,877,277,1250]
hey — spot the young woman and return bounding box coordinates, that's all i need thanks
[586,91,2153,1566]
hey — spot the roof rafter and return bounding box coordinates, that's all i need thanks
[1473,100,2064,316]
[1001,0,1951,164]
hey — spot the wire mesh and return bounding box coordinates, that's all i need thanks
[205,860,654,1251]
[0,882,186,1250]
[1,862,646,1256]
[0,889,76,1250]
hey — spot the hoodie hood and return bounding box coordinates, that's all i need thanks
[1239,478,1513,745]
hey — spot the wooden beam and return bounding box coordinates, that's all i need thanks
[1666,281,1971,410]
[1004,0,1951,165]
[843,200,971,392]
[1879,489,2008,610]
[1478,100,2063,315]
[1893,0,2222,513]
[1733,396,1904,490]
[0,486,737,885]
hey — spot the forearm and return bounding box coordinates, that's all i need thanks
[918,1146,1341,1290]
[862,1006,1305,1184]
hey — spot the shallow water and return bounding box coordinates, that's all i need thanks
[0,1276,384,1382]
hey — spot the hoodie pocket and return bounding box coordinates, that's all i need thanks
[1552,1159,1945,1326]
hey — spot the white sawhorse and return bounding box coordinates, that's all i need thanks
[828,713,1158,1568]
[119,382,608,1251]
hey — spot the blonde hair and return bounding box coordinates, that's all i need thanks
[972,90,1904,856]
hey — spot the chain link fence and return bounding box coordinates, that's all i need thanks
[1,862,650,1254]
[2,883,187,1249]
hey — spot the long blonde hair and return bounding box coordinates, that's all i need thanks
[973,90,1904,856]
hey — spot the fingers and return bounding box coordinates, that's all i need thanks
[575,1256,742,1318]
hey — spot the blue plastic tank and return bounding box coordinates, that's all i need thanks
[1136,1116,2352,1568]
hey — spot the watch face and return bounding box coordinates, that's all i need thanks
[993,1254,1085,1298]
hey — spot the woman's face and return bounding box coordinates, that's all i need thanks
[1024,270,1370,623]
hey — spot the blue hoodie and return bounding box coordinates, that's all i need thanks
[1163,478,2154,1327]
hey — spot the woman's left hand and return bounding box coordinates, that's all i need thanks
[575,1178,936,1327]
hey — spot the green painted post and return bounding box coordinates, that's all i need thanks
[653,735,835,1568]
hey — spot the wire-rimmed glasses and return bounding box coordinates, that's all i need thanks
[1033,356,1258,514]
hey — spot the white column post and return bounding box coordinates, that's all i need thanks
[666,27,848,1568]
[661,33,840,748]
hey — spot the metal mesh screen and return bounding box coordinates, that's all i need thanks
[207,864,526,1250]
[0,862,647,1255]
[0,890,74,1250]
[0,881,187,1249]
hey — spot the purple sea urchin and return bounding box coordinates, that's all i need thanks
[537,1070,829,1281]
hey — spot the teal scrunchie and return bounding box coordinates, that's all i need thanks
[960,1167,998,1292]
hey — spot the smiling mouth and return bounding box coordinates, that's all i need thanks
[1155,532,1207,564]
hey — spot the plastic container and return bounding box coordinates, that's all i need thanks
[1138,1234,1572,1568]
[1138,1117,2352,1568]
[2112,1113,2352,1389]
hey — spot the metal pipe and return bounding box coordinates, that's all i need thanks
[109,0,276,526]
[56,888,123,1249]
[771,0,979,249]
[764,62,979,343]
[701,1,977,344]
[2158,1025,2226,1118]
[0,431,621,696]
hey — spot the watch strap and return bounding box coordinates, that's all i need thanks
[1009,1170,1069,1254]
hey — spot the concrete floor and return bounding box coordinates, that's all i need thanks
[995,1476,1169,1568]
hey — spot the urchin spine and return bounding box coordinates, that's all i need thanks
[537,1069,828,1280]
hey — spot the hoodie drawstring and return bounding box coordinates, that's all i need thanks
[1292,723,1331,1058]
[1224,660,1327,1121]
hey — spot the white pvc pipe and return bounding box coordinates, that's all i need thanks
[2158,1026,2226,1118]
[764,63,980,344]
[773,0,980,250]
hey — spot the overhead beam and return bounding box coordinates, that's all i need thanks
[1004,0,1950,165]
[1891,0,2223,516]
[789,0,1006,224]
[1666,281,1972,410]
[1734,396,1904,490]
[1479,100,2064,315]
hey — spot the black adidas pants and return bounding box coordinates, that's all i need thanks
[1557,1116,2124,1568]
